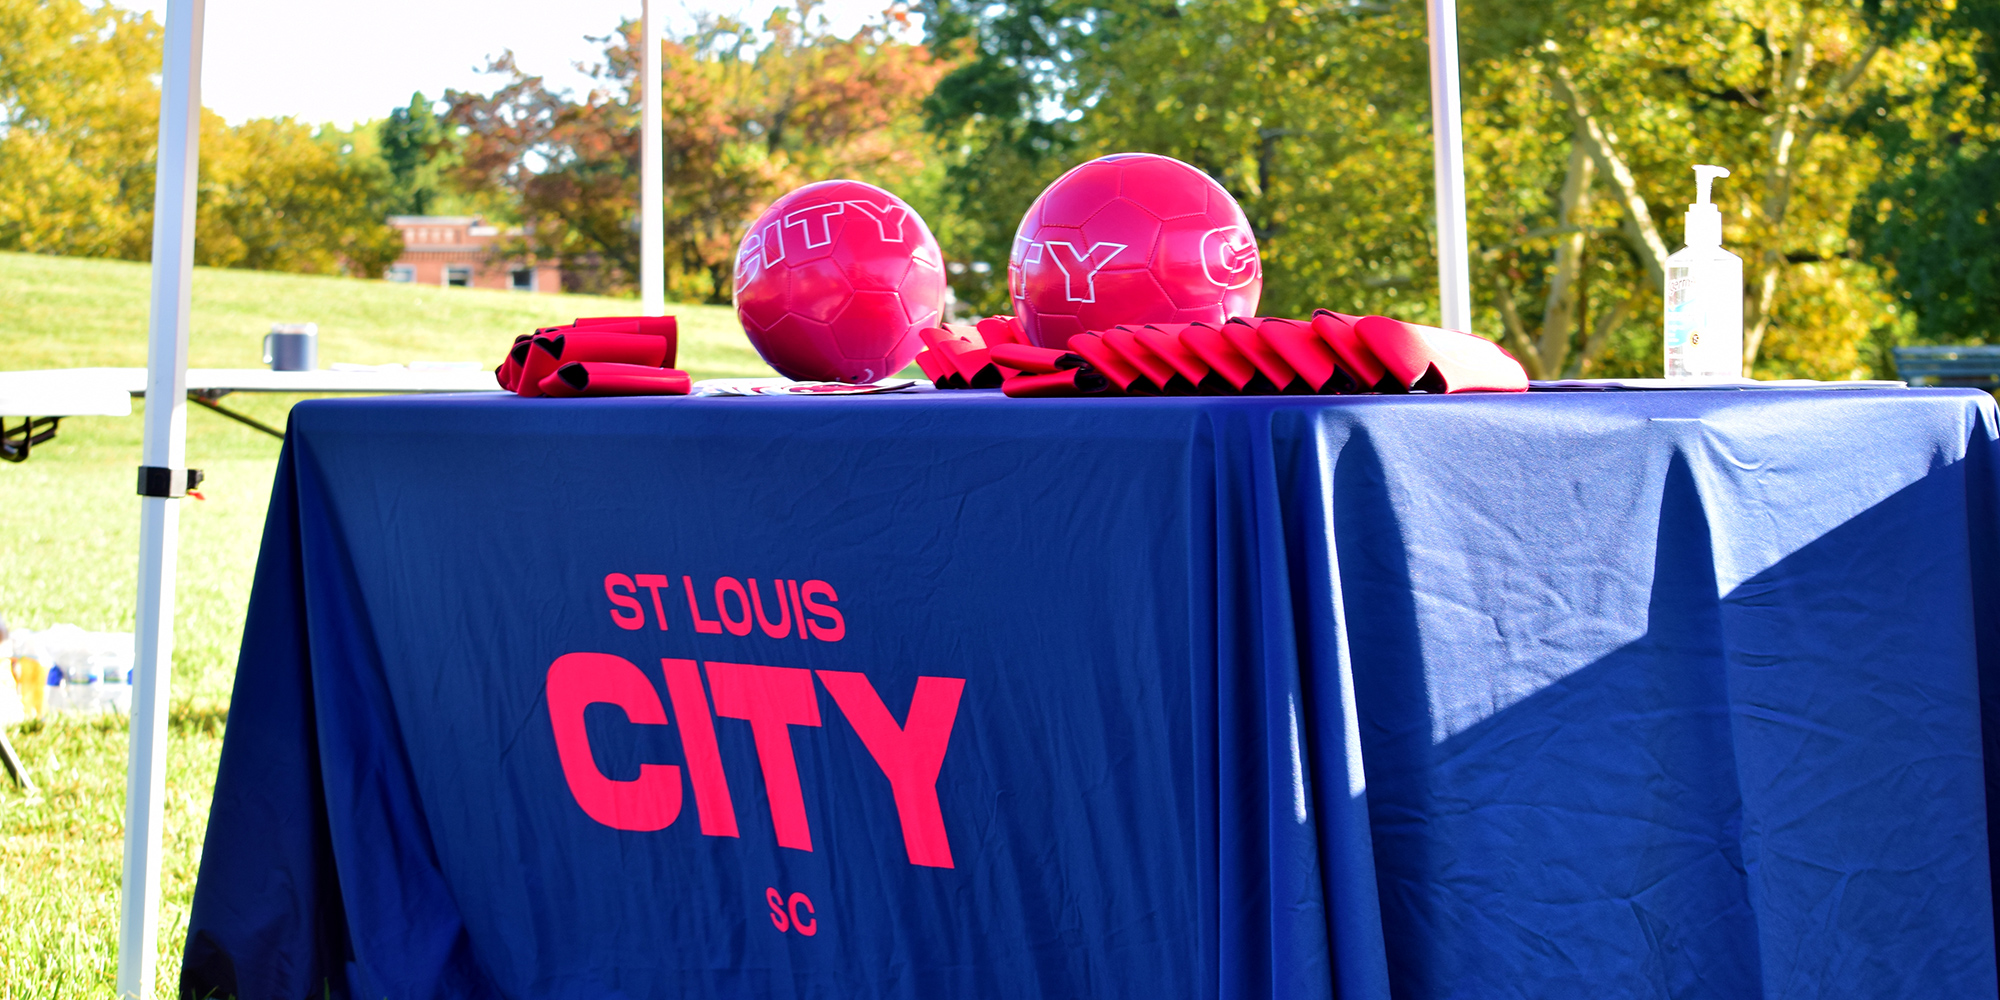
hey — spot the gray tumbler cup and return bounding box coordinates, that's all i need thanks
[264,323,318,371]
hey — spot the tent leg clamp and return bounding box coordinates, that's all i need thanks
[137,466,205,498]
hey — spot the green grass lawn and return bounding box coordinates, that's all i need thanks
[0,251,774,997]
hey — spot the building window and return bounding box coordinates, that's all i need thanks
[386,265,415,283]
[445,266,472,288]
[510,268,535,292]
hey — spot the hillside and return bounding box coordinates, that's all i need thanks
[0,250,768,376]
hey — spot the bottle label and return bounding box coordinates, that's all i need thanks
[1665,273,1697,350]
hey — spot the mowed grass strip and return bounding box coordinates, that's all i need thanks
[0,251,773,997]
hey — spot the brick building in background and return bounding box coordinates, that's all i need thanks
[385,216,561,293]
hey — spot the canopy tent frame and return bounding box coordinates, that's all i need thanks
[109,2,1470,994]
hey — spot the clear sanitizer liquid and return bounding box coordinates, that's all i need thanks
[1663,165,1744,380]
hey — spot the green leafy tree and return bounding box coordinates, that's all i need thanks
[921,0,1985,380]
[196,115,405,277]
[0,0,160,259]
[1467,0,1960,378]
[913,0,1085,313]
[0,0,403,277]
[1853,0,2000,346]
[379,92,449,216]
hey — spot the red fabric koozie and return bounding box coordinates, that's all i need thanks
[937,339,1003,388]
[1001,368,1113,398]
[914,349,957,387]
[1352,316,1530,393]
[1181,322,1268,393]
[1068,333,1152,394]
[539,363,692,397]
[517,332,673,397]
[1221,318,1308,394]
[977,315,1025,347]
[1311,310,1391,391]
[564,317,678,364]
[1138,325,1236,394]
[1103,327,1194,395]
[499,338,537,392]
[1254,317,1350,393]
[989,343,1084,375]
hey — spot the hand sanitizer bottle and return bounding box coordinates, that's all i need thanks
[1663,165,1744,379]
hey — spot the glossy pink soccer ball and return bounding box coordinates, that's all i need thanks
[1008,153,1262,349]
[733,180,947,383]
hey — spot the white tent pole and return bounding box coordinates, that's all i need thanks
[640,0,665,316]
[118,0,204,995]
[1425,0,1473,332]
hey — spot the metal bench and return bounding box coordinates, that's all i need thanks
[1893,345,2000,388]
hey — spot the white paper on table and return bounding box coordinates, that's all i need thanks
[1529,378,1908,391]
[689,378,927,397]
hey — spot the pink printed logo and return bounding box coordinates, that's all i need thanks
[546,654,965,868]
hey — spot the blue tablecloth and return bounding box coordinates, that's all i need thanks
[184,387,2000,1000]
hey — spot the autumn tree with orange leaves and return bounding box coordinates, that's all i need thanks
[444,2,952,302]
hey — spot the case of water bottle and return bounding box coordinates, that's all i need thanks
[4,624,134,720]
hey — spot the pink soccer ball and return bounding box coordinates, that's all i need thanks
[1008,153,1262,348]
[733,180,947,383]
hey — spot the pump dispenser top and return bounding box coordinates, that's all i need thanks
[1684,165,1729,247]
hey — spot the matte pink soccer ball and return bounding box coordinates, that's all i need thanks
[733,180,948,383]
[1008,153,1263,348]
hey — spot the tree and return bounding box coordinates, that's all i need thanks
[0,0,403,278]
[1853,0,2000,345]
[920,0,1980,379]
[380,93,449,216]
[1462,0,1958,378]
[914,0,1087,313]
[0,0,160,259]
[444,2,952,301]
[196,115,404,277]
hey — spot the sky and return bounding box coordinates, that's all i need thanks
[116,0,916,128]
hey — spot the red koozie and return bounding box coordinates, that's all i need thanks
[936,338,1004,388]
[499,338,537,391]
[566,317,679,363]
[539,363,692,397]
[1221,318,1307,393]
[1352,316,1529,393]
[989,343,1084,375]
[517,332,674,397]
[1137,325,1234,394]
[976,314,1025,347]
[913,349,957,387]
[1180,322,1267,393]
[1068,333,1152,394]
[1311,310,1392,391]
[1103,327,1193,395]
[1253,317,1350,394]
[1002,368,1112,398]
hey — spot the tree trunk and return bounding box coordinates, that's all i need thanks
[1742,22,1883,369]
[1545,53,1669,289]
[1535,140,1598,376]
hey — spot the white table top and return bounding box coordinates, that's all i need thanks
[1,367,504,417]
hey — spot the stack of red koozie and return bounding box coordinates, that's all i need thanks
[914,312,1529,398]
[495,316,690,397]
